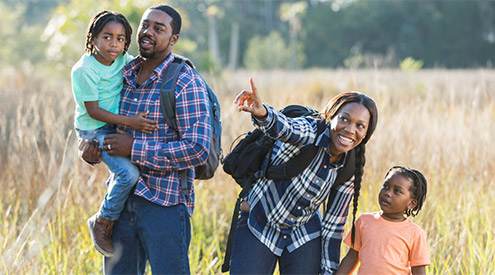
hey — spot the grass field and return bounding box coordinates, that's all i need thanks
[0,66,494,274]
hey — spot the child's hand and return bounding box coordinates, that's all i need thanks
[78,139,102,165]
[128,111,158,133]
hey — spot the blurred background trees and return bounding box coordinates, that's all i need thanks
[2,0,495,73]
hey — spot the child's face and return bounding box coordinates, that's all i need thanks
[378,172,417,221]
[91,21,126,66]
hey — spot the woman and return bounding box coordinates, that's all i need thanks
[230,77,378,274]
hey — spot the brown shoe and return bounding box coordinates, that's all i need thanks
[87,213,115,257]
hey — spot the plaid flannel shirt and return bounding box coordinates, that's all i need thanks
[246,104,355,274]
[119,53,211,216]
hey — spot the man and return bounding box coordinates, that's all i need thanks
[80,5,210,274]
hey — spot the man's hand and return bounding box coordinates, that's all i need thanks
[103,128,134,156]
[78,139,102,165]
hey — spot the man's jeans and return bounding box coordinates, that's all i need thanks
[104,195,191,274]
[230,210,321,274]
[76,124,139,221]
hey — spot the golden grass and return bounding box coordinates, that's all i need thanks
[1,66,494,274]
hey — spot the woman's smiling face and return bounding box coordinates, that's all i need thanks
[329,102,370,162]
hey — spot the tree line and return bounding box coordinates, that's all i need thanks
[3,0,495,72]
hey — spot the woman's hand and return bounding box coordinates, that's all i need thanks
[234,77,267,119]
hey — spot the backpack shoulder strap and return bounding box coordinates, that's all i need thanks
[160,57,186,133]
[159,56,188,198]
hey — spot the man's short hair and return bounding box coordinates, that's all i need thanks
[150,5,181,35]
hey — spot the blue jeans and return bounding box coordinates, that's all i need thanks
[104,195,191,274]
[230,210,321,275]
[76,124,139,221]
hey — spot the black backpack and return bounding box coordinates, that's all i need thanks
[221,105,356,272]
[160,56,222,194]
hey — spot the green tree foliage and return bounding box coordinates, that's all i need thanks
[244,31,305,70]
[304,1,495,68]
[400,57,424,73]
[0,1,49,68]
[41,0,200,71]
[3,0,495,70]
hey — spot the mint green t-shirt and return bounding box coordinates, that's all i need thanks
[71,52,133,130]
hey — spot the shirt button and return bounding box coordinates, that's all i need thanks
[134,98,138,102]
[283,235,287,239]
[324,165,328,169]
[297,206,302,210]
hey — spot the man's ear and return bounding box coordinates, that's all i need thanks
[170,34,179,47]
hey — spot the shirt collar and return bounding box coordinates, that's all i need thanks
[316,124,347,167]
[123,53,176,88]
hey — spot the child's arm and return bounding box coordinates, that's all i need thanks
[335,248,359,275]
[84,101,157,133]
[411,265,426,275]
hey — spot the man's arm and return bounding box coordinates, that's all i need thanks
[335,248,359,275]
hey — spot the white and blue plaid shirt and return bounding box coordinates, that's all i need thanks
[246,104,355,274]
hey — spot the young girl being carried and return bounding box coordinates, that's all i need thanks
[71,10,157,257]
[336,166,431,275]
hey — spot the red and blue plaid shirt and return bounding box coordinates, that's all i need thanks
[247,104,355,274]
[120,53,211,216]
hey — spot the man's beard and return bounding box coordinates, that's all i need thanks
[139,47,155,59]
[138,35,172,59]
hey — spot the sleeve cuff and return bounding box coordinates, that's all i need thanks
[252,103,275,127]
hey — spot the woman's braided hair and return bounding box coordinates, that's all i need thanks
[323,92,378,245]
[385,166,428,217]
[85,10,132,55]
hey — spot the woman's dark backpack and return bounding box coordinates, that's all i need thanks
[220,105,356,272]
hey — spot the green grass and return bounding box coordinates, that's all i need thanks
[1,67,494,274]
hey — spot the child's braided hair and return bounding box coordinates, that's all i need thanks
[385,166,428,217]
[85,10,132,55]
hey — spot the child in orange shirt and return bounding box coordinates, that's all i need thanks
[336,166,431,275]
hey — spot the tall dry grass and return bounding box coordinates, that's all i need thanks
[0,65,494,274]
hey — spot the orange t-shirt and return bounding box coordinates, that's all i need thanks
[343,212,431,274]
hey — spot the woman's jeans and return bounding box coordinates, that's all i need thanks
[76,124,139,221]
[230,210,321,274]
[104,195,191,274]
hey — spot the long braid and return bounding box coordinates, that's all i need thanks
[322,91,378,248]
[351,142,366,246]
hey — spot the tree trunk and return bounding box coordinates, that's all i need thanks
[228,21,239,70]
[207,14,221,65]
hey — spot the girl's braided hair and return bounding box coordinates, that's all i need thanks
[385,166,428,217]
[323,92,378,245]
[85,10,132,55]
